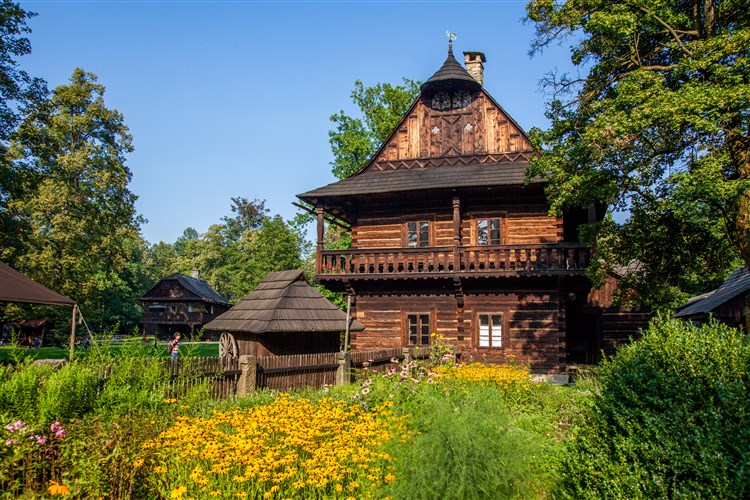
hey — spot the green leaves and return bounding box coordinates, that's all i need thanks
[526,0,750,308]
[6,68,144,336]
[329,78,419,179]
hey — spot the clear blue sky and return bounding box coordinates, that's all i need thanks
[20,0,575,245]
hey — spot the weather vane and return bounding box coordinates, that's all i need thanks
[446,31,457,55]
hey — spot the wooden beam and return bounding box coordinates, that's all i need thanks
[292,202,350,229]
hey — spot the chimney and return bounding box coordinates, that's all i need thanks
[463,51,486,86]
[191,270,200,280]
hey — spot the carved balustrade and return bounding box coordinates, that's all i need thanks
[317,244,590,277]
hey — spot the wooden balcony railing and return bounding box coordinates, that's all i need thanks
[317,244,590,277]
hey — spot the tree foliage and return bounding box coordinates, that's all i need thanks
[148,197,305,302]
[525,0,750,308]
[329,78,420,180]
[7,68,145,337]
[0,1,47,258]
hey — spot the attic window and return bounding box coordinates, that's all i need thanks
[148,305,166,311]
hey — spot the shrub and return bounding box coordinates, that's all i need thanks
[0,361,55,423]
[386,382,539,499]
[38,362,99,423]
[557,319,750,499]
[95,355,164,417]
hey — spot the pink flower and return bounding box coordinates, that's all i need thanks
[5,439,17,446]
[50,422,67,439]
[5,420,26,432]
[32,434,46,445]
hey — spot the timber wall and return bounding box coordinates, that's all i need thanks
[351,290,563,372]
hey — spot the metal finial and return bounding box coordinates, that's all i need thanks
[446,31,457,55]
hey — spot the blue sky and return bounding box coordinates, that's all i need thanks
[20,0,575,244]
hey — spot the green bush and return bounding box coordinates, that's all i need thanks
[0,361,55,423]
[38,362,99,423]
[95,355,164,417]
[557,319,750,499]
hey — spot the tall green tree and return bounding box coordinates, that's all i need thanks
[525,0,750,308]
[170,198,304,301]
[329,78,420,180]
[9,68,143,335]
[0,0,47,260]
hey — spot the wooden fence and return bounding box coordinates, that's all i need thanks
[92,348,435,399]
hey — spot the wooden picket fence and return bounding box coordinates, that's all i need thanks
[91,348,435,399]
[256,352,339,391]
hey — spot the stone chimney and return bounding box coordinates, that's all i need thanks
[463,51,486,86]
[191,270,200,280]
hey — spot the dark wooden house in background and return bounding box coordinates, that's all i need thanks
[205,270,364,356]
[675,267,750,329]
[141,272,230,339]
[298,45,650,373]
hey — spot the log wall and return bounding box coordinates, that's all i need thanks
[351,290,563,371]
[353,207,562,249]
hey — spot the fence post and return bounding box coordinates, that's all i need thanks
[402,347,412,365]
[336,351,351,386]
[237,355,257,396]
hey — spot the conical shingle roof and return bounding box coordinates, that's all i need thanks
[204,270,365,334]
[420,45,480,94]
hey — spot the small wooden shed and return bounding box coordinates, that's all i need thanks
[204,270,365,357]
[674,267,750,330]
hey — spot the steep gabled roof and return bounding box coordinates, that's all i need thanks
[674,267,750,318]
[141,273,230,305]
[298,47,538,215]
[204,269,365,334]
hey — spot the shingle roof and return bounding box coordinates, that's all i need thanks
[298,161,538,202]
[674,267,750,318]
[142,273,230,305]
[204,269,365,334]
[420,47,480,93]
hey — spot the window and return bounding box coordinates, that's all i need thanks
[406,221,430,247]
[407,314,431,346]
[477,218,501,245]
[478,314,503,348]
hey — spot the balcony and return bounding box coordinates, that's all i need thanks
[317,243,590,278]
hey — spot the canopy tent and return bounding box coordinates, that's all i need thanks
[0,260,78,358]
[0,261,76,306]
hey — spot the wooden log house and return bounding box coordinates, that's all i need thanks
[298,45,650,372]
[141,272,230,340]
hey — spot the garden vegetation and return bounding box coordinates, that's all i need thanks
[0,320,748,498]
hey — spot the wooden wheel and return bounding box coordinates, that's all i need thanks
[219,332,239,359]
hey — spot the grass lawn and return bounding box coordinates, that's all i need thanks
[0,341,219,363]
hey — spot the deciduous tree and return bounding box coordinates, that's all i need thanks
[329,79,420,180]
[525,0,750,308]
[9,68,143,335]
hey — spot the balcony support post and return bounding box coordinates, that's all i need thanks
[452,194,461,271]
[316,205,325,274]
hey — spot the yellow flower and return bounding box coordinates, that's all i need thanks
[48,480,71,496]
[170,485,187,499]
[164,398,177,404]
[132,458,144,468]
[153,465,167,473]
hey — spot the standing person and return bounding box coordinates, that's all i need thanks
[168,333,181,362]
